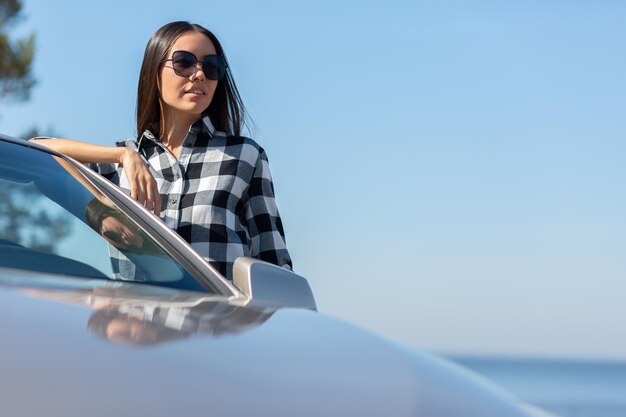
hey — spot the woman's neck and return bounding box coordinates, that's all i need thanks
[160,114,200,149]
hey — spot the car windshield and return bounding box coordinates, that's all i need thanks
[0,139,212,293]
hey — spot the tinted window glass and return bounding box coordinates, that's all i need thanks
[0,141,208,293]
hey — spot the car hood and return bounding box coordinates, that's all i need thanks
[0,269,535,417]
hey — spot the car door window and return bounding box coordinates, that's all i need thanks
[0,141,209,293]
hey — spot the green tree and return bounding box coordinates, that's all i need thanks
[0,0,35,101]
[0,2,70,253]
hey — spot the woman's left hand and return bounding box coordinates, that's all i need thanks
[119,148,161,216]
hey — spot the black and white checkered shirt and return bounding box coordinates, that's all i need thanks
[92,117,292,280]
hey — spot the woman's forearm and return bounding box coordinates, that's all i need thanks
[31,137,161,215]
[30,138,128,164]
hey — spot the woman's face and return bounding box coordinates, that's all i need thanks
[158,31,218,126]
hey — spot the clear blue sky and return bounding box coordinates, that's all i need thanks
[2,0,625,360]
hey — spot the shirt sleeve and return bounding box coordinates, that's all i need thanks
[243,148,293,270]
[89,162,118,182]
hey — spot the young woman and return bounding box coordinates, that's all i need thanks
[33,21,291,280]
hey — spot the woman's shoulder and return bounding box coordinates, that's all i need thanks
[212,134,268,161]
[119,129,162,151]
[222,134,262,151]
[201,118,266,155]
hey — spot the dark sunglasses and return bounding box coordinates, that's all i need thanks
[161,50,227,80]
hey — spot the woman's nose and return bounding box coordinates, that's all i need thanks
[190,62,206,81]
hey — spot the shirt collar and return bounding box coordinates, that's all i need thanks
[197,116,226,137]
[137,129,158,151]
[189,116,222,135]
[201,116,216,135]
[138,116,224,150]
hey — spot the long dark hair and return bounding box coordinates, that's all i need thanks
[136,21,247,137]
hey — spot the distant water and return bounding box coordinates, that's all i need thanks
[451,357,626,417]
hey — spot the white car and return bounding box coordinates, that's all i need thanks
[0,134,558,417]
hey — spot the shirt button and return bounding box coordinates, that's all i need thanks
[170,198,178,205]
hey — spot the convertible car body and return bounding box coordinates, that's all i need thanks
[0,134,557,416]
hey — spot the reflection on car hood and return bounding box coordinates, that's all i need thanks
[0,269,533,417]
